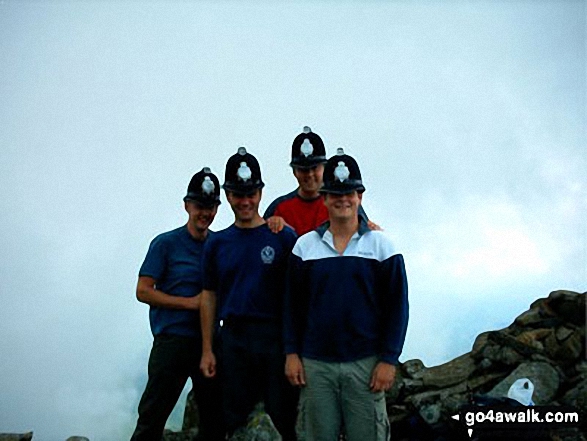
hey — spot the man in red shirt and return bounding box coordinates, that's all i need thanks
[264,126,377,235]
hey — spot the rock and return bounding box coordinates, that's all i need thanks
[0,434,33,441]
[559,378,587,413]
[387,405,410,424]
[412,353,476,388]
[228,404,281,441]
[402,359,426,378]
[515,306,548,327]
[182,389,199,431]
[545,290,586,326]
[545,328,585,361]
[163,428,198,441]
[419,403,441,425]
[515,328,552,348]
[488,361,560,404]
[556,326,575,341]
[472,331,491,353]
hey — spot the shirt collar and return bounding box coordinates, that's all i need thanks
[315,216,369,238]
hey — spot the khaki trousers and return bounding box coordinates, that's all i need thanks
[297,356,390,441]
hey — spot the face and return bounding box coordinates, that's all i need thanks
[293,164,324,195]
[324,191,362,221]
[184,201,218,233]
[226,189,262,222]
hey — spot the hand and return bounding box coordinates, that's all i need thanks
[367,220,382,231]
[200,350,217,378]
[267,216,286,234]
[285,354,306,387]
[369,362,396,392]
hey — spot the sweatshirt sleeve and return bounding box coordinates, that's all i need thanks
[379,253,409,365]
[283,252,306,354]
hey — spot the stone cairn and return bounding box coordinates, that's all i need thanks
[3,290,583,440]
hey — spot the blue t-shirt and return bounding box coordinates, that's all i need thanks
[139,225,208,337]
[202,223,297,321]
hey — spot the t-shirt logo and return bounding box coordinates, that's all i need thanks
[261,246,275,264]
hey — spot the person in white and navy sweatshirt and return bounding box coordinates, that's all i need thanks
[283,148,409,441]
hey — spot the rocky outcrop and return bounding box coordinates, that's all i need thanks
[390,289,586,440]
[0,434,33,441]
[173,290,585,440]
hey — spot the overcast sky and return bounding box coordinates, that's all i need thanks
[0,1,585,439]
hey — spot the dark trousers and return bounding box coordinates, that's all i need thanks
[131,334,224,441]
[220,319,298,441]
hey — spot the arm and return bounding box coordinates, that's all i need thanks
[379,254,409,365]
[200,289,217,378]
[283,252,308,386]
[136,276,200,310]
[370,254,408,391]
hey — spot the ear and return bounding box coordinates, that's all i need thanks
[184,201,190,212]
[358,192,363,203]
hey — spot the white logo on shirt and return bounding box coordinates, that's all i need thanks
[261,246,275,264]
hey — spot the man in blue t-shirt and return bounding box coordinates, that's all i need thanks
[200,147,297,441]
[131,168,224,441]
[284,149,409,441]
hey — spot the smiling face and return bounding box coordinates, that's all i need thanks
[323,190,362,222]
[226,189,262,224]
[184,200,218,238]
[293,163,324,198]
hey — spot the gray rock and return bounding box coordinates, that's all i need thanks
[515,307,547,327]
[412,353,476,388]
[0,434,33,441]
[228,407,281,441]
[419,403,441,425]
[402,359,425,378]
[559,378,587,413]
[488,361,560,404]
[545,290,586,327]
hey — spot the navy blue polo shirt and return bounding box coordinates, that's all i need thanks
[202,223,297,321]
[139,225,209,337]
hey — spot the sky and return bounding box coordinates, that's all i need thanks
[0,1,585,439]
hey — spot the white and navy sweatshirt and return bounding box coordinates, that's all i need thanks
[283,220,408,365]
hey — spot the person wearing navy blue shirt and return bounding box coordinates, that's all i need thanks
[200,147,298,441]
[284,149,409,441]
[131,168,224,441]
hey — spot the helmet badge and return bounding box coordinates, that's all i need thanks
[300,139,314,157]
[334,161,350,182]
[237,162,252,182]
[201,176,215,195]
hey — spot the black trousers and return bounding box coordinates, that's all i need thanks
[131,334,224,441]
[220,319,298,441]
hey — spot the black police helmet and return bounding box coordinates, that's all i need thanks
[320,148,365,195]
[222,147,265,194]
[183,167,222,207]
[290,126,327,168]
